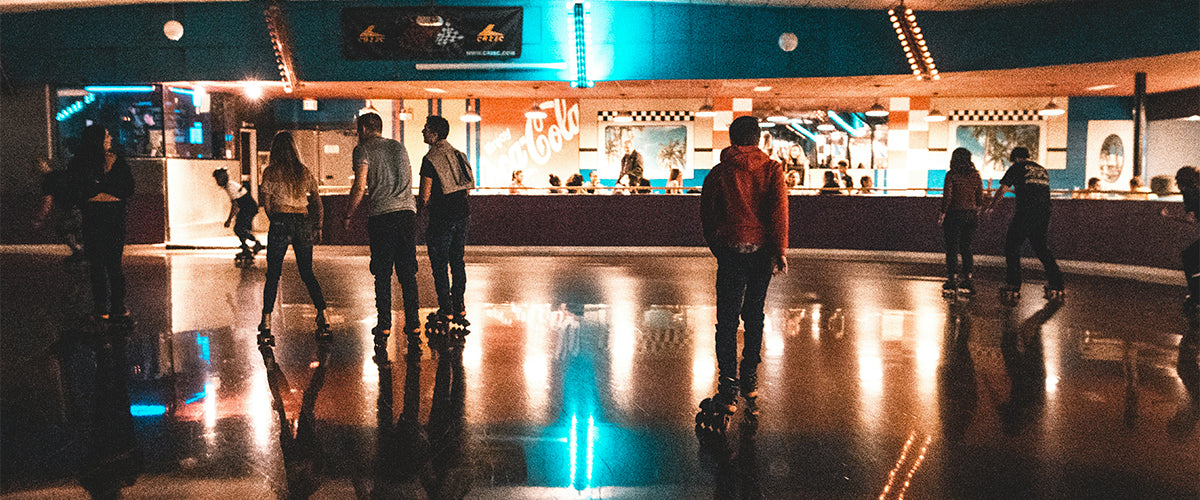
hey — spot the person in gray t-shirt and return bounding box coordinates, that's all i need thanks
[343,112,420,342]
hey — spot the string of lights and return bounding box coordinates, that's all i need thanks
[888,2,938,81]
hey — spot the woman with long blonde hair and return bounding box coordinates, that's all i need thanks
[258,131,329,344]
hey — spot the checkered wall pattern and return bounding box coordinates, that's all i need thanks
[598,110,695,122]
[949,109,1045,121]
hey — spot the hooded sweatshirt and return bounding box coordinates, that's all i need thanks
[701,145,789,255]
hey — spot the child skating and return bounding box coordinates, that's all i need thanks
[213,168,264,266]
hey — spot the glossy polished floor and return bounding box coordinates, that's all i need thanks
[2,245,1197,499]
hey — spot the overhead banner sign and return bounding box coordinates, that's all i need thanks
[342,7,522,60]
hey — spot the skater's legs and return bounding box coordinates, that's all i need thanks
[82,202,126,315]
[426,217,454,314]
[943,212,962,278]
[1003,218,1027,287]
[714,249,749,382]
[1183,239,1199,299]
[738,251,773,370]
[447,217,468,313]
[1026,215,1063,289]
[392,211,420,332]
[261,218,292,315]
[290,224,326,311]
[958,211,978,276]
[367,213,398,331]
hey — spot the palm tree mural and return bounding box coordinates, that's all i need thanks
[964,125,1040,172]
[657,138,687,173]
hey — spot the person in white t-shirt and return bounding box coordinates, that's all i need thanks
[213,168,263,254]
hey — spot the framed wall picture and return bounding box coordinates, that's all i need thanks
[953,123,1046,179]
[598,117,694,181]
[1085,120,1133,189]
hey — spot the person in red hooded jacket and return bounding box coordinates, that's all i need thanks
[699,115,789,421]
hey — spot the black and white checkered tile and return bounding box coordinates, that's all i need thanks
[949,109,1044,121]
[598,110,695,122]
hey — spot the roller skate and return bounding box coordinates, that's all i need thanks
[234,248,255,268]
[445,310,471,336]
[1043,286,1065,303]
[942,275,958,298]
[695,377,739,435]
[425,311,449,345]
[314,310,332,343]
[371,326,390,363]
[252,241,265,255]
[1000,284,1021,306]
[741,370,760,419]
[257,314,275,347]
[957,274,976,297]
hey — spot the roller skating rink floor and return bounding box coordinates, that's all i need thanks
[2,244,1197,499]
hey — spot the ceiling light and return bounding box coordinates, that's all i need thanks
[1182,115,1200,121]
[243,83,264,100]
[888,3,938,80]
[758,121,776,128]
[865,101,889,117]
[925,109,947,122]
[425,88,447,93]
[613,111,633,123]
[816,123,836,131]
[1038,100,1065,116]
[461,99,481,122]
[753,86,772,92]
[1086,84,1117,91]
[398,107,414,121]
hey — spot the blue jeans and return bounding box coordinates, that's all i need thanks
[367,210,419,332]
[262,213,326,315]
[426,215,468,314]
[713,247,774,383]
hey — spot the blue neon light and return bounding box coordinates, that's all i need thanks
[129,404,167,417]
[196,335,210,362]
[571,2,593,88]
[189,122,204,145]
[168,86,202,107]
[585,414,595,489]
[828,111,867,137]
[788,123,818,142]
[184,388,208,405]
[55,93,97,122]
[568,414,578,488]
[83,85,155,93]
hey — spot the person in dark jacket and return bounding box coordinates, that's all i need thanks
[1161,165,1199,310]
[984,146,1064,300]
[939,148,984,294]
[69,125,135,321]
[698,115,788,422]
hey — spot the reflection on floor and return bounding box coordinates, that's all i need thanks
[1,246,1197,498]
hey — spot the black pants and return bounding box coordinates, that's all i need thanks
[82,201,127,315]
[1004,212,1064,289]
[262,213,326,315]
[1184,238,1199,298]
[713,247,774,386]
[943,210,978,278]
[426,215,468,315]
[234,195,259,250]
[368,210,420,332]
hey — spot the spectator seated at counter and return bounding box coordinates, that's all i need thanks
[819,171,843,195]
[565,173,585,193]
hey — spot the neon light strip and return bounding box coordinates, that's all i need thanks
[568,414,578,488]
[415,62,567,70]
[586,414,595,490]
[197,336,211,363]
[788,123,818,142]
[572,2,593,88]
[83,85,155,93]
[130,404,167,416]
[828,111,866,137]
